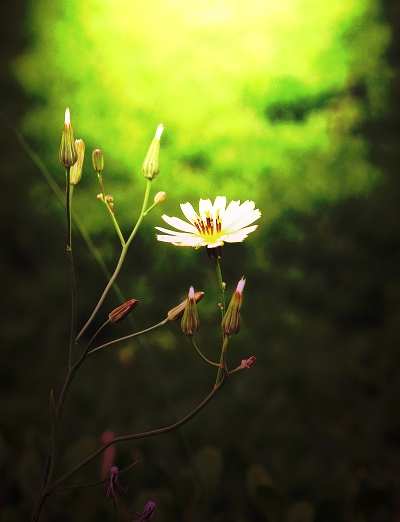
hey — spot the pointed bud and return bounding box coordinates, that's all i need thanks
[70,139,85,185]
[142,124,163,180]
[92,149,104,172]
[221,277,245,336]
[59,108,78,168]
[154,191,167,204]
[168,291,204,321]
[181,287,200,336]
[109,299,139,323]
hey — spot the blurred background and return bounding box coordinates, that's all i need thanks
[1,0,400,520]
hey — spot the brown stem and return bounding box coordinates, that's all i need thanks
[47,371,228,493]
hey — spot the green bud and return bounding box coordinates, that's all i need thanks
[221,277,245,336]
[181,287,200,336]
[92,149,104,173]
[59,108,78,168]
[70,139,85,185]
[168,291,204,321]
[109,299,139,323]
[142,124,163,180]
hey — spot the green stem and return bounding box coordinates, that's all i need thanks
[214,257,225,319]
[103,200,125,247]
[87,317,169,356]
[76,180,152,342]
[189,337,222,368]
[215,335,230,386]
[66,172,77,369]
[47,371,228,492]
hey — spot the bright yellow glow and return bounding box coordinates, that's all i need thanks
[14,0,390,231]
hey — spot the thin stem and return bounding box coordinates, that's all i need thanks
[47,371,228,492]
[87,317,169,356]
[49,460,139,494]
[112,499,120,522]
[103,200,125,247]
[214,257,225,319]
[76,180,152,342]
[189,337,222,368]
[66,172,77,369]
[215,335,230,386]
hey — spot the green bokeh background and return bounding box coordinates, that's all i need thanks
[1,0,400,520]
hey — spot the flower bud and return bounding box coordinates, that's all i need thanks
[92,149,104,172]
[221,277,245,336]
[240,356,256,369]
[109,299,139,323]
[154,191,167,204]
[168,291,204,321]
[142,124,163,180]
[181,287,200,336]
[70,139,85,185]
[59,108,78,168]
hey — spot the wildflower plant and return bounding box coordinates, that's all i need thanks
[30,108,260,521]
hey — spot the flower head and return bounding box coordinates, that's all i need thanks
[155,196,261,249]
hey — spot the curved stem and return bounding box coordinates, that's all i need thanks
[189,337,222,368]
[76,180,152,342]
[47,370,228,492]
[49,460,139,495]
[87,317,169,357]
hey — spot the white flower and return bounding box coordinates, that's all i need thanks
[155,196,261,248]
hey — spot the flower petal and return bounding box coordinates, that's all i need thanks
[180,202,197,223]
[160,215,198,233]
[222,225,259,243]
[156,233,204,246]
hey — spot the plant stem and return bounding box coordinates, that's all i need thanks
[189,337,222,367]
[30,321,110,521]
[215,334,230,386]
[87,317,169,356]
[76,180,152,342]
[103,200,125,247]
[214,257,225,318]
[66,171,77,368]
[47,370,228,492]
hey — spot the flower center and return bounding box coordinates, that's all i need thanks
[193,210,222,236]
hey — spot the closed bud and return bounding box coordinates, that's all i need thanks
[181,287,200,336]
[70,139,85,185]
[221,277,245,336]
[92,149,104,172]
[154,191,167,204]
[59,108,78,168]
[109,299,139,323]
[142,124,163,180]
[240,356,256,369]
[168,291,204,321]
